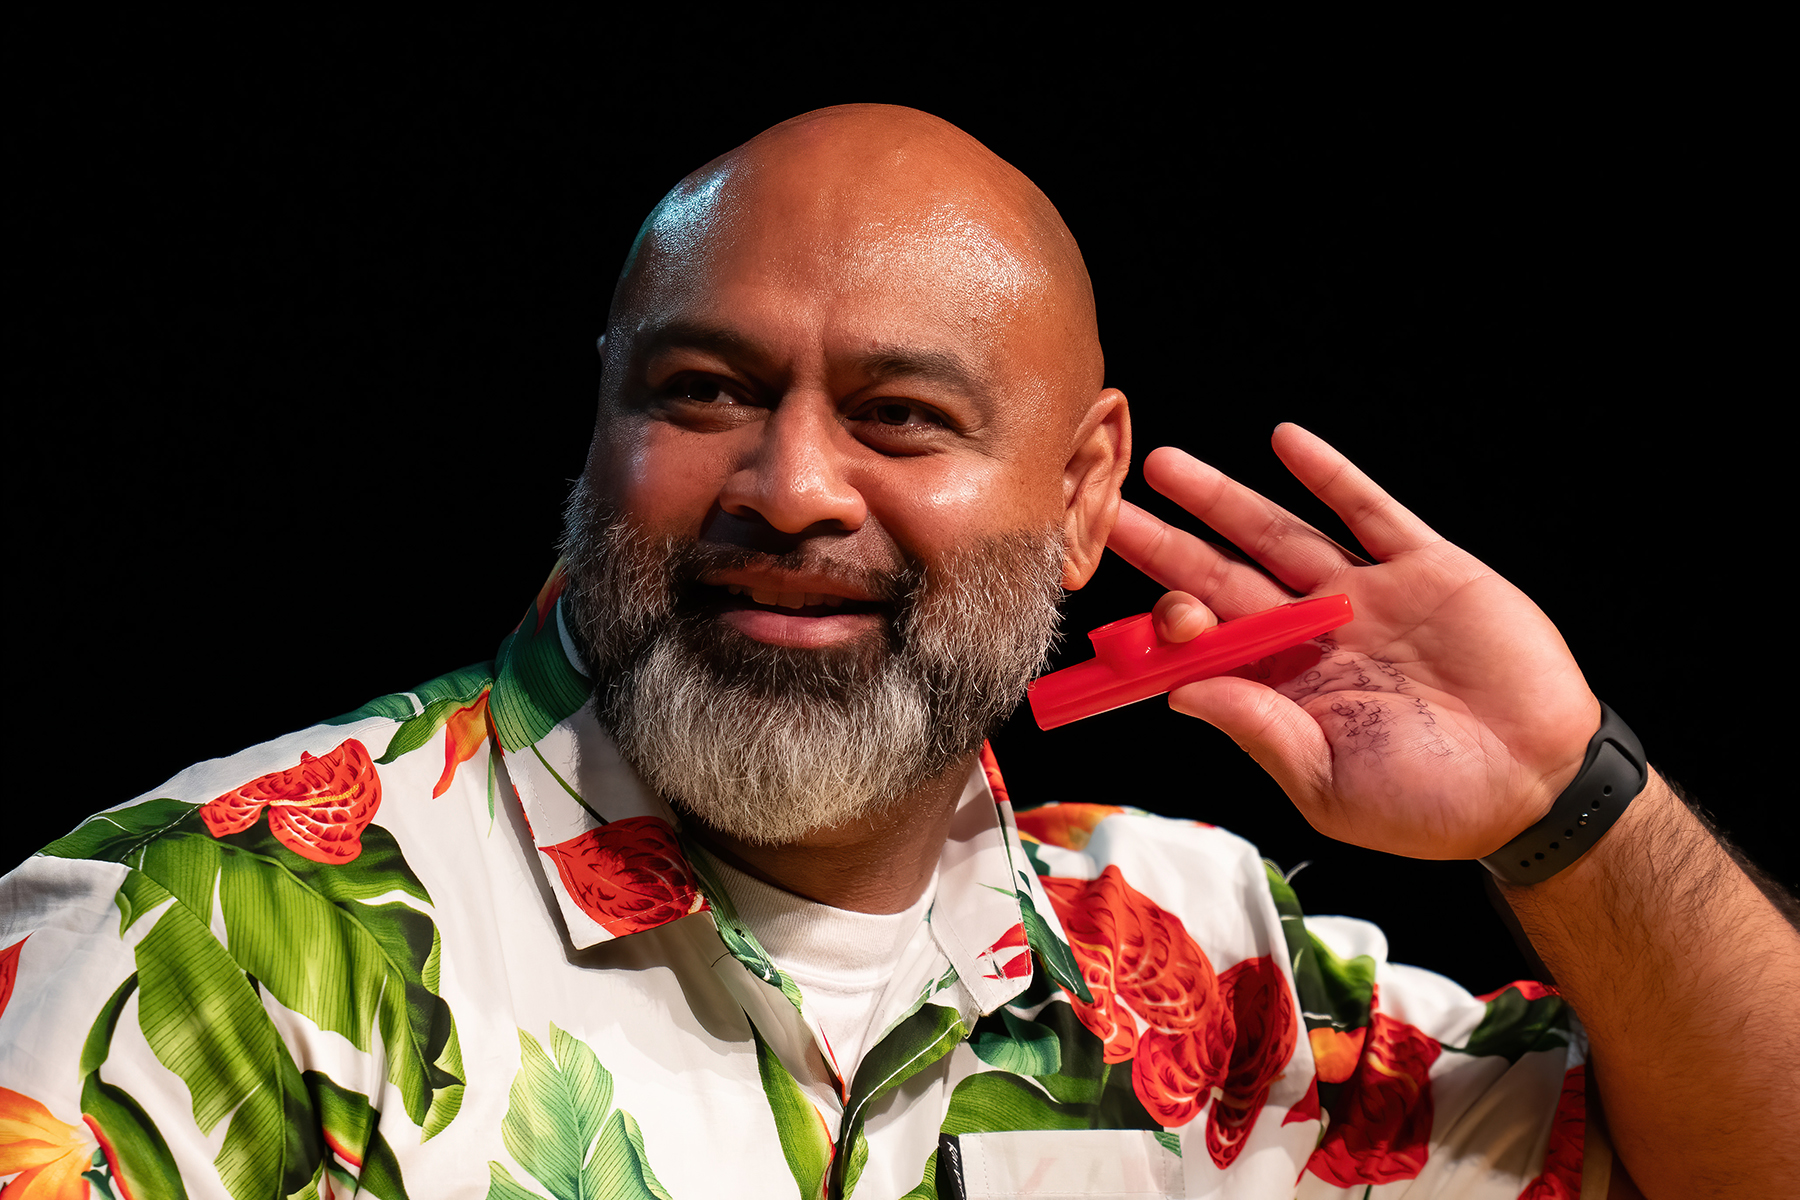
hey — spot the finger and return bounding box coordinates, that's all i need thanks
[1270,423,1442,562]
[1141,446,1368,595]
[1167,675,1333,810]
[1151,591,1220,643]
[1108,500,1292,617]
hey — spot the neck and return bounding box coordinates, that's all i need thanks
[682,750,977,913]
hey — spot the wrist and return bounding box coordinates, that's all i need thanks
[1480,702,1648,886]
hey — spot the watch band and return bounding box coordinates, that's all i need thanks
[1480,702,1648,886]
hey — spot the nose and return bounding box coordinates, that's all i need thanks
[716,398,868,536]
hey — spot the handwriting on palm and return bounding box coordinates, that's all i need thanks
[1106,424,1599,861]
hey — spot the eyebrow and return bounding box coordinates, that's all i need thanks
[636,320,996,421]
[853,345,995,420]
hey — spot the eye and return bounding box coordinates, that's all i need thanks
[872,402,920,425]
[847,397,955,454]
[853,399,943,429]
[665,376,731,404]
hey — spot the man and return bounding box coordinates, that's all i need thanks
[1,104,1792,1198]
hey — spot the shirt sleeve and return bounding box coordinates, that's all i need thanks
[1274,873,1597,1199]
[1,794,418,1199]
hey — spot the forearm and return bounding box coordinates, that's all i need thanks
[1502,770,1800,1196]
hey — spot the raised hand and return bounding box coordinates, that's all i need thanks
[1106,423,1600,860]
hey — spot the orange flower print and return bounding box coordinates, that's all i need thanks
[531,561,570,635]
[0,937,24,1024]
[1309,1025,1368,1084]
[1041,866,1231,1126]
[1305,1011,1441,1186]
[431,687,492,798]
[1014,803,1124,852]
[1517,1066,1585,1199]
[0,1088,95,1199]
[200,739,382,864]
[540,816,706,937]
[1205,955,1298,1168]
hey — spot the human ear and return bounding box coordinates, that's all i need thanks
[1060,388,1131,590]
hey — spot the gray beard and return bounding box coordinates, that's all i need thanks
[558,477,1065,845]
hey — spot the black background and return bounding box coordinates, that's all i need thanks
[12,16,1786,994]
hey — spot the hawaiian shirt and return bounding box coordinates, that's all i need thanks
[1,566,1597,1199]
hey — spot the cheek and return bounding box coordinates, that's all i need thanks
[865,455,1065,547]
[594,425,734,535]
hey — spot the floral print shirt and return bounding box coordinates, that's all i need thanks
[1,567,1596,1199]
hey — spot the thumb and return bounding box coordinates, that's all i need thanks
[1167,676,1333,807]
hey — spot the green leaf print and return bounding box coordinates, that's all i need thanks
[1266,862,1375,1034]
[488,1025,673,1200]
[304,1070,413,1200]
[962,994,1161,1130]
[78,912,323,1200]
[78,975,189,1200]
[1448,984,1571,1062]
[325,662,495,742]
[1016,890,1092,1005]
[489,597,593,753]
[970,1009,1061,1077]
[754,1026,835,1199]
[684,839,808,1014]
[832,1003,967,1198]
[371,665,495,765]
[943,1071,1093,1136]
[45,796,465,1143]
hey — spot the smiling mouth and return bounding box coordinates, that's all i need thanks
[707,583,886,620]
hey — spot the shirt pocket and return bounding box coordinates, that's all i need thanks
[953,1128,1183,1198]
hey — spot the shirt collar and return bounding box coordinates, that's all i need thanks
[489,567,1079,1013]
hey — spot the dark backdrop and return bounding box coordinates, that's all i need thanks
[12,16,1784,995]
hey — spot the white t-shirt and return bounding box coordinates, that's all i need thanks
[710,857,940,1080]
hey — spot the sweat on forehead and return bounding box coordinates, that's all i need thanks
[608,105,1101,392]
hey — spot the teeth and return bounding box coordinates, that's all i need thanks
[726,584,848,610]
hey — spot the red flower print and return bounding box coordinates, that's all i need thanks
[1517,1065,1585,1199]
[1132,1025,1230,1127]
[0,936,24,1023]
[1205,955,1298,1168]
[1305,1011,1442,1186]
[1042,866,1230,1125]
[200,740,382,865]
[978,922,1032,981]
[1283,1076,1321,1126]
[1477,979,1560,1003]
[540,816,706,937]
[978,741,1012,810]
[431,687,492,799]
[1015,804,1125,852]
[1309,1025,1368,1084]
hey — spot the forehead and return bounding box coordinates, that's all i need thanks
[614,159,1068,387]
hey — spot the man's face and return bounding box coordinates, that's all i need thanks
[561,146,1104,843]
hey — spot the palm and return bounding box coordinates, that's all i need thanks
[1107,425,1598,860]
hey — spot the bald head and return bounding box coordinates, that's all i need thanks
[609,105,1103,404]
[581,104,1130,604]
